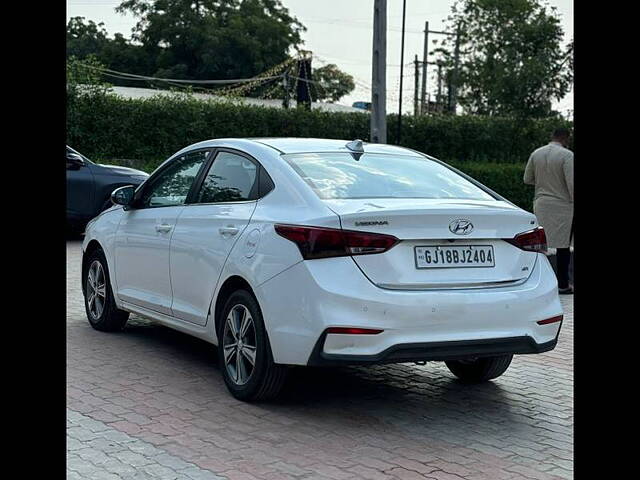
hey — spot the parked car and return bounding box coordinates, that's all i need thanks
[352,101,372,111]
[66,146,149,233]
[81,138,563,401]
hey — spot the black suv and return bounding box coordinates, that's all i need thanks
[66,146,149,233]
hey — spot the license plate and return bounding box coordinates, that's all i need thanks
[414,245,495,269]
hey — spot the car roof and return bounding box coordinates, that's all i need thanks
[245,137,424,156]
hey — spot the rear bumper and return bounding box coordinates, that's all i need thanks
[308,334,559,366]
[257,253,563,366]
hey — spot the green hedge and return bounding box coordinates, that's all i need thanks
[388,114,572,165]
[448,161,533,212]
[67,93,369,169]
[67,91,571,168]
[68,91,555,211]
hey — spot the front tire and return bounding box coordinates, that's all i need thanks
[445,354,513,383]
[83,248,129,332]
[218,290,287,401]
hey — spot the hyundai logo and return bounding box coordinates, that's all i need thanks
[449,219,474,235]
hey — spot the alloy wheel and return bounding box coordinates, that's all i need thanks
[222,304,257,385]
[86,260,106,320]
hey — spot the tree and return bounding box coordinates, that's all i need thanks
[67,17,151,81]
[115,0,306,80]
[66,2,356,103]
[312,64,355,102]
[67,55,111,97]
[436,0,573,117]
[67,17,109,59]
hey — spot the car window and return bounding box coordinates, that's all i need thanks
[282,152,495,201]
[196,152,258,203]
[140,150,209,208]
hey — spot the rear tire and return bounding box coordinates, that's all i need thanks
[445,354,513,383]
[83,248,129,332]
[218,290,287,401]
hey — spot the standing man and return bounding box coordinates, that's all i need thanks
[524,127,574,294]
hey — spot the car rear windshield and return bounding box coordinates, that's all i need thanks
[282,152,496,201]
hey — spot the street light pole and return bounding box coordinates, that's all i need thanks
[437,62,443,112]
[397,0,407,144]
[420,21,429,115]
[413,54,419,116]
[450,22,462,114]
[370,0,387,144]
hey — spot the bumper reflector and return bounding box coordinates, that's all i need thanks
[326,327,383,335]
[537,315,563,325]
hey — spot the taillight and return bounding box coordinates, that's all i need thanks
[274,224,398,260]
[506,227,547,253]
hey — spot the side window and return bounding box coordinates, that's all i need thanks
[196,152,258,203]
[259,165,275,198]
[140,150,209,208]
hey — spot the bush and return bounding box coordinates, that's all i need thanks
[68,91,558,212]
[447,161,533,212]
[390,114,572,164]
[67,91,571,170]
[67,93,370,170]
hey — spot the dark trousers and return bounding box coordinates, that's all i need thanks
[555,217,574,289]
[556,248,571,289]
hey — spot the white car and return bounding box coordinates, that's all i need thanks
[82,138,563,401]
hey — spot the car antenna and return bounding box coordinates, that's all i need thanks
[346,139,365,161]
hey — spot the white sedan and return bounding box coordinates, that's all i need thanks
[82,138,563,401]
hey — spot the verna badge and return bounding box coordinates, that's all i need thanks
[449,219,474,235]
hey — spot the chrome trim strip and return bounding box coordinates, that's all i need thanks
[184,200,258,207]
[376,277,528,291]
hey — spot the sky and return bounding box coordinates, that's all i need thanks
[66,0,573,115]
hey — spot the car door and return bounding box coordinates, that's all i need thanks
[113,150,210,315]
[169,149,264,325]
[66,148,95,222]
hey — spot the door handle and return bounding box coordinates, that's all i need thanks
[155,224,173,233]
[219,226,239,236]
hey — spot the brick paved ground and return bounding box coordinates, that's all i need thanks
[67,240,573,479]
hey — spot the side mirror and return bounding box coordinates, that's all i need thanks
[111,185,136,209]
[66,153,85,170]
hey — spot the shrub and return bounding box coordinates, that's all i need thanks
[67,91,571,170]
[68,91,558,212]
[447,161,533,212]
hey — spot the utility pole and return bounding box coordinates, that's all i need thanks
[437,62,443,112]
[413,54,419,116]
[371,0,387,144]
[397,0,407,144]
[419,23,457,115]
[450,22,461,114]
[420,21,429,115]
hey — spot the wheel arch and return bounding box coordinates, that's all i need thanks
[213,275,257,338]
[81,239,107,295]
